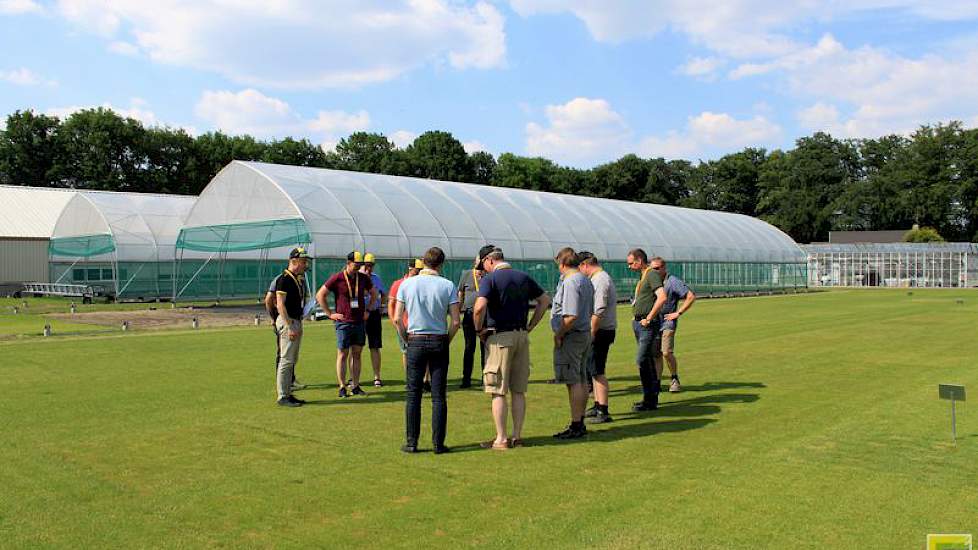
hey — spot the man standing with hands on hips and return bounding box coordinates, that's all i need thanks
[274,246,311,408]
[317,251,378,398]
[627,248,667,411]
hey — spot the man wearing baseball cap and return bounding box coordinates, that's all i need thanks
[317,251,379,398]
[360,253,388,387]
[274,246,311,407]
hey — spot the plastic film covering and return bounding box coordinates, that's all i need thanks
[180,161,806,263]
[48,234,115,257]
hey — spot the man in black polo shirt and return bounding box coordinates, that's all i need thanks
[473,248,551,449]
[274,247,311,407]
[627,247,667,411]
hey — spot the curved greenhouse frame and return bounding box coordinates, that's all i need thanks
[50,191,195,299]
[175,161,807,300]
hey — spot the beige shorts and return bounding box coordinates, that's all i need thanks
[483,330,530,395]
[553,331,591,385]
[661,329,676,354]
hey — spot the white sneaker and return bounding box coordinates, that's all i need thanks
[669,378,681,393]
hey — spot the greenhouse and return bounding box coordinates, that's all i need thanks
[802,242,978,288]
[49,191,196,300]
[174,161,807,301]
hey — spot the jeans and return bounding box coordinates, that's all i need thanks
[461,309,486,383]
[632,319,661,404]
[405,336,450,448]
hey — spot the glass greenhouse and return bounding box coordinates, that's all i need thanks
[174,161,807,301]
[49,191,196,300]
[802,243,978,288]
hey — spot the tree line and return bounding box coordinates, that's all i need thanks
[2,107,976,243]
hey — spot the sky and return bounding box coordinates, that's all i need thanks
[2,0,978,168]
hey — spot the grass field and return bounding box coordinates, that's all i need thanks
[1,289,976,548]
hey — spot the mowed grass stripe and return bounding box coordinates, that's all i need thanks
[0,289,975,548]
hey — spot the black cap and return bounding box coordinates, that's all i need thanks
[290,246,311,259]
[478,244,497,262]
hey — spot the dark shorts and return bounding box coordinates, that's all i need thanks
[365,309,383,349]
[335,321,366,350]
[586,328,617,378]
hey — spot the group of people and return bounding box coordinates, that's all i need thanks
[265,243,695,454]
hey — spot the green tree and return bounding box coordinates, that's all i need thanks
[328,132,400,174]
[757,133,860,243]
[684,148,766,215]
[0,110,61,187]
[262,137,328,167]
[189,132,267,194]
[835,135,914,231]
[492,153,562,192]
[469,150,496,186]
[903,224,944,242]
[50,108,148,191]
[902,123,961,238]
[405,131,473,182]
[587,154,649,200]
[142,126,197,194]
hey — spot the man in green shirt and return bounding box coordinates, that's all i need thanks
[627,248,667,411]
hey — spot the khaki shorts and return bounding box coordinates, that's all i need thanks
[661,329,676,355]
[553,331,591,385]
[483,330,530,395]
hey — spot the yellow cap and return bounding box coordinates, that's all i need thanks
[363,253,375,264]
[348,251,364,263]
[414,259,424,269]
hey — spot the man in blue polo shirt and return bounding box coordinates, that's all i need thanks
[394,247,460,454]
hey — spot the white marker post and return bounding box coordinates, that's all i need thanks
[938,384,966,443]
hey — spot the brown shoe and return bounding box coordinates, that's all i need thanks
[480,439,509,450]
[508,438,524,448]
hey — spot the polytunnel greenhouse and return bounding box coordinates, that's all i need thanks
[173,161,807,301]
[49,191,195,300]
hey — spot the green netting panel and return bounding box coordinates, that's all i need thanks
[49,234,116,258]
[169,257,808,302]
[176,218,311,253]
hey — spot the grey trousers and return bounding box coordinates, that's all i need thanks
[275,317,302,400]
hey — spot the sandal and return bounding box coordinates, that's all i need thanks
[509,438,524,448]
[479,439,509,450]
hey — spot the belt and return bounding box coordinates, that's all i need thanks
[407,333,448,339]
[634,315,657,321]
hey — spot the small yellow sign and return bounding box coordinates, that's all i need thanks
[928,534,972,550]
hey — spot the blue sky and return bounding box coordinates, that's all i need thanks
[2,0,978,167]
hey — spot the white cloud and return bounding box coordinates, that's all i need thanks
[526,97,631,166]
[108,41,139,56]
[463,140,488,154]
[639,112,782,159]
[524,97,780,166]
[0,67,55,86]
[46,97,160,126]
[0,0,42,15]
[510,1,978,59]
[53,0,506,89]
[678,56,725,80]
[389,130,417,148]
[194,88,371,146]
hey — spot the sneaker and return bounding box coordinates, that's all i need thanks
[288,395,307,404]
[553,424,587,439]
[277,397,301,407]
[584,404,601,418]
[374,378,383,387]
[632,401,657,412]
[669,378,682,393]
[423,381,432,393]
[351,386,367,396]
[338,387,349,398]
[585,411,613,424]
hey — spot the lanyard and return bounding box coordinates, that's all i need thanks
[343,269,358,300]
[283,269,305,302]
[635,267,653,297]
[588,267,603,279]
[472,270,480,293]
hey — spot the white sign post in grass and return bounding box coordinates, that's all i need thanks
[939,384,966,443]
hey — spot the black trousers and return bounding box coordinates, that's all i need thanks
[461,309,486,383]
[405,336,449,448]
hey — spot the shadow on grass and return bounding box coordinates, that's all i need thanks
[299,383,487,406]
[448,418,718,453]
